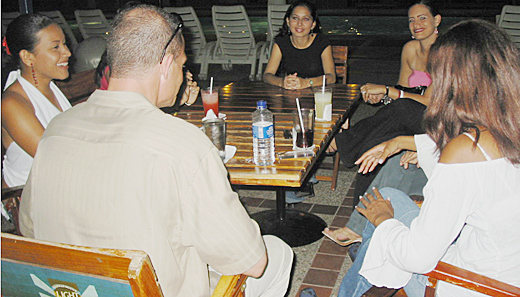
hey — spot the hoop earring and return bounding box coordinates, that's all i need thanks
[31,64,38,87]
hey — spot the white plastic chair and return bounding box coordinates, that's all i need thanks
[497,5,520,50]
[2,12,21,36]
[163,6,215,65]
[201,5,264,81]
[256,4,289,80]
[74,9,111,40]
[39,10,79,52]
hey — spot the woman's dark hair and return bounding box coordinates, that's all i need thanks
[277,0,321,37]
[410,0,440,17]
[424,19,520,164]
[4,14,56,66]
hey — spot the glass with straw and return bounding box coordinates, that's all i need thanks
[201,77,219,117]
[314,75,332,121]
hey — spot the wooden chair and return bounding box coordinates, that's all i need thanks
[362,261,520,297]
[39,10,79,52]
[74,9,111,40]
[332,45,348,84]
[163,6,215,66]
[497,5,520,50]
[1,233,247,297]
[315,45,349,190]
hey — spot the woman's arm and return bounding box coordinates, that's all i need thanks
[263,43,285,88]
[361,42,431,106]
[1,91,45,157]
[318,45,336,85]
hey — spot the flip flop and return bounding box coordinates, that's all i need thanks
[322,227,362,247]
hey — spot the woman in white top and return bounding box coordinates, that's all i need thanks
[339,19,520,297]
[2,14,72,187]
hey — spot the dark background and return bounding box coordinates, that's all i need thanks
[2,0,514,18]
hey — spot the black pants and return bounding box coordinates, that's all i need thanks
[335,98,427,203]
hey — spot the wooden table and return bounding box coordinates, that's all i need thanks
[176,81,360,246]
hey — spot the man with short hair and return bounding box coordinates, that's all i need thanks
[20,5,293,296]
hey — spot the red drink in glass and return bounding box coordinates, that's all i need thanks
[201,88,219,116]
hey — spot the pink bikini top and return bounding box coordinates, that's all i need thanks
[408,70,432,87]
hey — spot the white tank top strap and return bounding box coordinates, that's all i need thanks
[463,132,492,161]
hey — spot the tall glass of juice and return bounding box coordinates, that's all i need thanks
[314,87,332,121]
[201,87,219,117]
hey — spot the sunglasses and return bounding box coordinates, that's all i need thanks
[159,18,184,64]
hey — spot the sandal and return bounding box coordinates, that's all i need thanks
[322,227,362,247]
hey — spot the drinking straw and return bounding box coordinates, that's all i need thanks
[296,98,306,146]
[210,77,214,94]
[322,75,326,94]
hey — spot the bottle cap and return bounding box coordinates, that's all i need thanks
[257,100,267,109]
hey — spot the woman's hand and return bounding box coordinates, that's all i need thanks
[355,136,417,174]
[400,151,419,169]
[180,70,200,106]
[283,73,305,90]
[360,83,385,104]
[357,187,394,227]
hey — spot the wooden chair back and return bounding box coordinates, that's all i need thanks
[332,45,348,84]
[1,232,247,297]
[424,261,520,297]
[362,261,520,297]
[1,232,164,296]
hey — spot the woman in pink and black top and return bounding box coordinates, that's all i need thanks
[325,1,441,242]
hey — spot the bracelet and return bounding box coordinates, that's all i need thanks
[399,90,404,99]
[309,78,313,87]
[385,85,389,96]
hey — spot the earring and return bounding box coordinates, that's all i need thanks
[411,35,415,39]
[435,28,439,34]
[31,64,38,87]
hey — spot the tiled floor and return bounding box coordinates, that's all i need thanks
[236,162,360,297]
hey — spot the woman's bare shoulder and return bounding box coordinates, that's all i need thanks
[439,132,500,164]
[2,83,34,115]
[402,40,420,53]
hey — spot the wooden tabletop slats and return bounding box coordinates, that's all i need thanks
[174,82,360,187]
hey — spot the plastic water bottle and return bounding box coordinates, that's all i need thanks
[252,100,275,166]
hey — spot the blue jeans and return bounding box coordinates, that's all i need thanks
[347,152,427,235]
[338,188,427,297]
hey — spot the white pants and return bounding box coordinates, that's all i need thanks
[209,235,294,297]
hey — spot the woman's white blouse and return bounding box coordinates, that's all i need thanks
[359,134,520,296]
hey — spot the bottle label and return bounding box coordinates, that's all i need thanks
[253,123,274,139]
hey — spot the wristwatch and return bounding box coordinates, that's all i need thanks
[381,85,393,105]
